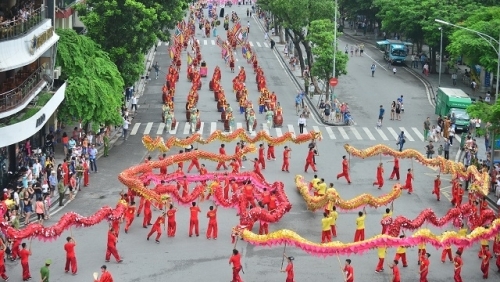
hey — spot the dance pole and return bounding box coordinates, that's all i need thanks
[348,153,351,172]
[280,242,287,270]
[336,253,347,282]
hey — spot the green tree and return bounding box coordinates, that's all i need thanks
[56,29,124,128]
[76,0,188,85]
[307,19,348,101]
[467,101,500,148]
[447,6,500,74]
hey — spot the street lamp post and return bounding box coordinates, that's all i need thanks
[331,0,337,102]
[438,27,443,87]
[435,19,500,101]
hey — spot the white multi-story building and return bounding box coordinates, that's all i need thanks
[0,0,66,184]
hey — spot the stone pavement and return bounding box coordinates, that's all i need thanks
[342,27,499,208]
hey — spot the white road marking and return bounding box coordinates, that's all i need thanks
[156,123,165,135]
[287,124,295,137]
[197,122,205,134]
[275,127,283,137]
[375,127,389,141]
[169,122,178,134]
[130,123,141,136]
[256,42,262,47]
[350,127,362,140]
[325,127,336,139]
[399,127,414,141]
[262,123,270,135]
[183,122,190,134]
[211,40,215,45]
[236,122,243,129]
[412,127,425,141]
[210,122,217,134]
[249,41,254,47]
[263,42,269,48]
[144,122,153,135]
[338,127,349,139]
[387,127,399,140]
[203,40,208,45]
[363,127,376,140]
[312,126,320,134]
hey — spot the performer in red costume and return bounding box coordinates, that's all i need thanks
[252,158,265,180]
[258,202,269,235]
[344,259,354,282]
[353,208,366,242]
[388,157,400,180]
[105,228,122,263]
[177,150,184,171]
[158,153,167,174]
[206,205,218,239]
[450,177,459,206]
[453,251,463,282]
[64,236,78,274]
[19,242,32,281]
[432,175,441,201]
[189,202,201,237]
[0,240,9,281]
[230,159,240,173]
[455,184,464,207]
[147,212,166,243]
[267,143,275,160]
[243,181,257,208]
[229,249,243,282]
[258,144,266,169]
[94,265,113,282]
[336,155,352,184]
[372,163,384,189]
[167,204,177,237]
[235,142,243,169]
[304,147,317,173]
[403,169,414,194]
[142,200,152,228]
[187,153,201,173]
[124,201,135,233]
[419,253,430,282]
[480,246,491,279]
[281,146,291,172]
[216,144,228,170]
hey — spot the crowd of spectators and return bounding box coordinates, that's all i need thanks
[0,0,38,27]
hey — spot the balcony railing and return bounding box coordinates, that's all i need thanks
[0,65,47,113]
[56,0,80,9]
[0,6,46,42]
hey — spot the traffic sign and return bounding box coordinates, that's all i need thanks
[329,77,338,87]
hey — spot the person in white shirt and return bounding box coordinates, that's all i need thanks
[33,160,42,180]
[131,95,138,113]
[122,117,131,140]
[298,114,307,134]
[13,189,19,208]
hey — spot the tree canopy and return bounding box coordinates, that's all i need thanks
[76,0,188,86]
[55,29,124,127]
[447,6,500,73]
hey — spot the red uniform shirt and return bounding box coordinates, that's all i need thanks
[286,263,294,279]
[258,147,264,158]
[64,242,76,258]
[344,265,354,282]
[200,167,207,175]
[97,271,114,282]
[167,209,177,222]
[253,161,260,171]
[482,250,491,266]
[420,257,429,272]
[262,191,270,204]
[19,248,30,263]
[0,250,4,266]
[306,150,314,162]
[394,158,399,168]
[342,159,348,171]
[454,256,463,272]
[107,231,117,247]
[269,196,277,210]
[283,149,290,159]
[244,185,253,198]
[219,148,226,155]
[153,216,165,226]
[229,253,242,268]
[126,206,136,218]
[235,146,241,154]
[207,210,217,223]
[189,206,201,220]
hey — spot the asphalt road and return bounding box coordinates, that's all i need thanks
[6,4,498,282]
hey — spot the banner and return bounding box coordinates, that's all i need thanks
[231,22,241,35]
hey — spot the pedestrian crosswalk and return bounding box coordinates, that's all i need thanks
[196,39,269,48]
[129,121,427,142]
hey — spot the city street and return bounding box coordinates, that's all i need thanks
[4,4,498,282]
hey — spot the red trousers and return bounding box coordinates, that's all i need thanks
[420,270,428,282]
[453,270,462,282]
[84,171,89,186]
[304,161,317,172]
[418,249,426,262]
[375,258,384,271]
[354,229,365,242]
[394,253,408,267]
[259,156,266,169]
[207,222,218,239]
[137,198,145,215]
[245,196,257,208]
[496,255,500,271]
[143,211,152,227]
[65,256,77,274]
[481,262,489,278]
[105,245,121,261]
[331,225,337,237]
[254,170,265,180]
[167,221,176,237]
[125,216,134,232]
[441,249,452,262]
[10,244,20,260]
[0,265,8,280]
[373,177,384,188]
[267,149,275,160]
[216,161,227,170]
[432,188,440,200]
[259,222,269,235]
[321,230,332,243]
[455,196,463,207]
[381,225,387,235]
[282,160,289,171]
[336,171,351,183]
[189,219,199,236]
[404,184,413,193]
[478,245,488,258]
[389,167,400,180]
[187,161,200,173]
[21,261,30,280]
[147,225,162,240]
[232,266,243,282]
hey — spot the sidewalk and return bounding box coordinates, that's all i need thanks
[253,15,345,126]
[343,27,498,209]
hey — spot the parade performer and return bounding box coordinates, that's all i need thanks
[234,142,243,168]
[64,236,77,275]
[216,144,228,170]
[453,251,463,282]
[495,234,500,272]
[252,158,265,180]
[372,163,384,188]
[480,246,491,279]
[229,54,235,72]
[304,147,317,173]
[83,159,90,187]
[167,204,178,237]
[329,206,338,237]
[229,249,243,282]
[265,109,274,128]
[316,179,327,196]
[375,246,386,272]
[281,254,295,282]
[142,200,152,228]
[336,155,352,184]
[124,201,136,233]
[94,265,113,282]
[321,212,333,243]
[0,240,9,281]
[309,175,320,191]
[455,184,464,207]
[419,253,430,282]
[478,237,490,258]
[267,142,276,160]
[147,212,166,243]
[19,242,32,281]
[417,243,426,265]
[354,208,367,242]
[441,244,453,263]
[206,205,218,239]
[450,177,459,206]
[10,239,20,261]
[388,157,400,180]
[105,228,122,263]
[243,181,257,208]
[403,169,414,194]
[258,144,266,169]
[394,235,409,267]
[258,203,269,235]
[344,259,354,282]
[189,202,201,237]
[281,146,291,172]
[381,207,392,234]
[258,95,265,114]
[187,153,201,173]
[159,154,167,174]
[388,260,401,282]
[268,191,278,212]
[230,159,240,174]
[432,175,441,201]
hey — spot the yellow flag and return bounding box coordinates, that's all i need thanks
[187,53,193,65]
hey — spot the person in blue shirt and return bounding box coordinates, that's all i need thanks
[378,105,385,125]
[295,91,305,115]
[397,131,406,152]
[68,137,77,156]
